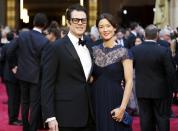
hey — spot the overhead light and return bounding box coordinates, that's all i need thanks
[20,0,23,19]
[22,8,29,23]
[80,0,84,6]
[62,15,66,26]
[23,15,29,24]
[153,8,156,12]
[123,10,127,15]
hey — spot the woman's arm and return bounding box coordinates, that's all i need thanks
[120,59,133,109]
[111,59,133,122]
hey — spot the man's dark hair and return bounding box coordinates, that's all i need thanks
[117,27,126,34]
[33,13,48,28]
[145,24,158,40]
[65,4,87,21]
[130,22,139,30]
[0,31,1,40]
[6,32,14,41]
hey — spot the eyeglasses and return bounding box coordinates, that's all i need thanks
[70,18,87,24]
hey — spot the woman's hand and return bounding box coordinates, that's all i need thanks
[111,106,125,122]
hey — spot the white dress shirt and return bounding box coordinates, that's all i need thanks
[131,30,137,36]
[33,27,42,33]
[117,39,124,47]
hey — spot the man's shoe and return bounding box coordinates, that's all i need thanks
[9,120,23,126]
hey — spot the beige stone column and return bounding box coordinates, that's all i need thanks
[170,0,178,28]
[89,0,97,28]
[153,0,169,28]
[6,0,16,29]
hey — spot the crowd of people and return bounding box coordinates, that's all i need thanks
[0,3,178,131]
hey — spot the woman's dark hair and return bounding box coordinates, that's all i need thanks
[60,27,69,37]
[48,21,59,29]
[47,21,60,39]
[96,13,118,33]
[65,4,87,21]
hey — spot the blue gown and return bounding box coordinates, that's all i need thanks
[91,44,132,131]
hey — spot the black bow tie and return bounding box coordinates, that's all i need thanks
[78,38,86,46]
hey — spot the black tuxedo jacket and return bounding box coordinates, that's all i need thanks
[1,42,18,83]
[7,30,49,84]
[131,41,175,98]
[125,32,136,49]
[157,39,170,48]
[41,35,94,127]
[0,43,5,77]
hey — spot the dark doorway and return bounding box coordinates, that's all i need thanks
[119,5,154,28]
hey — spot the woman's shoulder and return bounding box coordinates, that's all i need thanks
[92,43,102,50]
[112,46,132,60]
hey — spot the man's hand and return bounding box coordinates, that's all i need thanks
[12,66,18,74]
[48,119,59,131]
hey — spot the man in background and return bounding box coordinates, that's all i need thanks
[7,13,48,131]
[131,24,175,131]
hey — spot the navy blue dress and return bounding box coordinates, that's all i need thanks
[92,44,132,131]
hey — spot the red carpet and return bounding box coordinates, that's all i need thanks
[0,82,178,131]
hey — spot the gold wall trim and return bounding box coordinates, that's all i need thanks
[7,0,16,29]
[89,0,97,27]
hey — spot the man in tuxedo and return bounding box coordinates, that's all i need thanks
[125,22,139,49]
[131,25,175,131]
[1,32,22,126]
[41,4,95,131]
[116,28,126,47]
[158,29,171,48]
[7,13,48,131]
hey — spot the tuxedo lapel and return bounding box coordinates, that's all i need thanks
[64,37,80,61]
[64,36,94,81]
[64,36,86,78]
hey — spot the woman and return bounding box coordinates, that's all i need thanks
[134,36,143,46]
[45,21,60,42]
[91,13,133,131]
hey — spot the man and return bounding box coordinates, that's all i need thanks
[131,24,175,131]
[125,22,139,49]
[7,13,48,131]
[1,32,22,126]
[158,28,171,48]
[116,28,126,47]
[90,25,100,42]
[41,4,95,131]
[0,41,3,81]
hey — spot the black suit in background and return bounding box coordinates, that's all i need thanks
[157,39,170,48]
[125,32,136,49]
[1,42,21,123]
[7,30,49,131]
[0,43,5,80]
[173,40,178,92]
[131,41,175,131]
[41,35,95,131]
